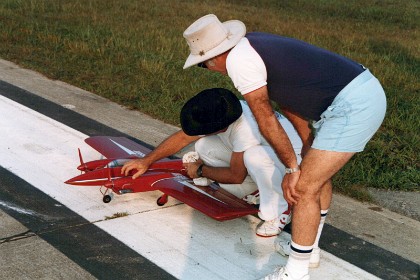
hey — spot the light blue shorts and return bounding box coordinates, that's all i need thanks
[312,70,386,152]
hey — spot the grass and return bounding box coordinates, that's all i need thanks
[0,0,418,200]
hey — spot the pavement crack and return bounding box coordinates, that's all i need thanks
[0,230,36,244]
[91,202,185,223]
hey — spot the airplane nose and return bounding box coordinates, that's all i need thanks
[64,178,77,185]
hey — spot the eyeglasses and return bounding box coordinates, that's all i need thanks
[197,59,216,68]
[197,62,207,68]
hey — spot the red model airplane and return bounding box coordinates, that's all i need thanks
[65,136,258,221]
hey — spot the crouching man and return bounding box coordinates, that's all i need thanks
[122,88,302,237]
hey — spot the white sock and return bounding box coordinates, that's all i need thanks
[313,209,328,249]
[286,241,312,279]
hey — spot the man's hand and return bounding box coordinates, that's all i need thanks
[183,159,203,178]
[121,158,150,179]
[281,171,301,205]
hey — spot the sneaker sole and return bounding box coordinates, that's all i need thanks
[256,232,280,238]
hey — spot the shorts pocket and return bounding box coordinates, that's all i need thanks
[313,102,350,130]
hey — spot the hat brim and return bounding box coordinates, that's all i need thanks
[183,20,246,69]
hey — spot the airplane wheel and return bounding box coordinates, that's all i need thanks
[157,195,168,206]
[103,195,112,203]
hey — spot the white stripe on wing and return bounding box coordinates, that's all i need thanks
[109,139,145,158]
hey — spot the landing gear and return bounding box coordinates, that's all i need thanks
[157,194,168,206]
[100,186,112,203]
[103,195,112,203]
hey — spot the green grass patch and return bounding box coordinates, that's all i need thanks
[0,0,418,200]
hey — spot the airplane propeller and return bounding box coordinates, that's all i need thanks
[77,148,86,173]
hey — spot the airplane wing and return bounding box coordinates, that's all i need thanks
[153,176,259,221]
[85,136,152,159]
[81,136,259,221]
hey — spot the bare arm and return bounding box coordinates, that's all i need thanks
[280,107,314,157]
[243,86,299,168]
[122,130,200,179]
[243,86,301,204]
[185,151,248,184]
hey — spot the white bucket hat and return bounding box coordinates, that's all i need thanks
[183,14,246,69]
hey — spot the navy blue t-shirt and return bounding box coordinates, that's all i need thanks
[246,32,364,121]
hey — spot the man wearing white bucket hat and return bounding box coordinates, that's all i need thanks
[183,14,386,280]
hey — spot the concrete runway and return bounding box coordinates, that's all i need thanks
[0,59,418,279]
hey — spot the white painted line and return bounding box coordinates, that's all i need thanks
[0,200,39,217]
[0,95,380,280]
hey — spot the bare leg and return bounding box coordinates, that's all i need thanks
[291,148,354,246]
[320,179,332,211]
[308,178,333,268]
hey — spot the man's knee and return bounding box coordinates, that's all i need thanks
[294,176,324,203]
[243,146,275,170]
[195,136,221,158]
[194,137,207,155]
[195,136,232,166]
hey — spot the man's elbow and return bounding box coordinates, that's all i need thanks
[230,172,248,184]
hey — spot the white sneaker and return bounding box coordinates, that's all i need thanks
[256,219,281,237]
[309,247,320,268]
[260,266,310,280]
[275,241,321,268]
[257,208,292,237]
[279,208,292,230]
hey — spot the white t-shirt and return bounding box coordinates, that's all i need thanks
[226,38,268,95]
[217,101,302,157]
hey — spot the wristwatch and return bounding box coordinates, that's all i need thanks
[285,166,300,174]
[196,164,204,177]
